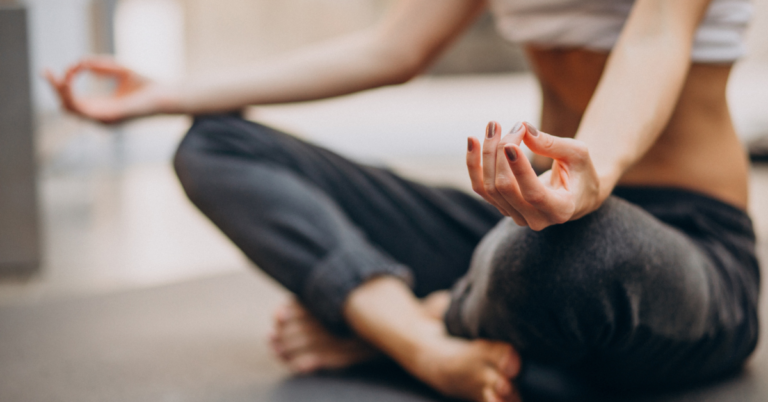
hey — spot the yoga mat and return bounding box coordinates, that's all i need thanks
[0,272,765,402]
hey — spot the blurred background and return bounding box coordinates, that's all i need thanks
[1,0,767,308]
[1,2,768,401]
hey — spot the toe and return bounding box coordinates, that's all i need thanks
[499,351,521,378]
[273,305,290,325]
[289,353,321,374]
[483,387,503,402]
[279,331,314,355]
[490,343,521,378]
[494,376,513,397]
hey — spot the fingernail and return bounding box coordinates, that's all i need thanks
[486,122,495,139]
[510,121,523,134]
[504,145,518,162]
[525,122,539,137]
[467,137,474,152]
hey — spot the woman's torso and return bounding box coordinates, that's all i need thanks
[526,46,750,210]
[485,0,753,209]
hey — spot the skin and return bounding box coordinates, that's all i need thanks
[45,0,748,401]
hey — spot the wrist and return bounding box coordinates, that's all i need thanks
[150,83,184,114]
[588,152,625,202]
[592,167,623,209]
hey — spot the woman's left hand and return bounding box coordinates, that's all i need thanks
[44,57,163,124]
[467,121,602,231]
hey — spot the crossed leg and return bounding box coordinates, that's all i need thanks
[445,194,759,391]
[174,115,520,401]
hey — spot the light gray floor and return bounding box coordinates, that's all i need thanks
[1,73,767,401]
[0,271,766,402]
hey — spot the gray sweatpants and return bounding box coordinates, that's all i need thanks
[174,115,760,394]
[444,192,760,392]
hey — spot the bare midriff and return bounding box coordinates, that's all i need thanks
[525,46,750,210]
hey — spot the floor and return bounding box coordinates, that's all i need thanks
[1,71,767,401]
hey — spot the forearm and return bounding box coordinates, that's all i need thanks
[51,0,484,122]
[574,0,710,201]
[575,38,691,200]
[153,0,486,116]
[157,30,419,115]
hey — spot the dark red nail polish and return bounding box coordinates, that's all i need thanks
[525,122,539,137]
[467,137,473,152]
[504,145,518,162]
[486,122,495,139]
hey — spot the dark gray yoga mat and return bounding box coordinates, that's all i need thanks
[0,272,765,402]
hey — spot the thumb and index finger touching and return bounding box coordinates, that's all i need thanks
[519,122,588,167]
[469,121,581,223]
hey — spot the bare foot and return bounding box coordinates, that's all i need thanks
[271,296,523,402]
[411,291,523,402]
[269,299,379,373]
[413,334,522,402]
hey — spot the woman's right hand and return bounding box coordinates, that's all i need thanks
[467,121,602,231]
[44,58,168,124]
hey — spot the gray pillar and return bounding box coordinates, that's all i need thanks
[0,3,41,276]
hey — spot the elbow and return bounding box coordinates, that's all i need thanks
[387,60,423,85]
[371,40,431,86]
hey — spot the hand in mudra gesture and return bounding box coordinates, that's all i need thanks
[467,122,601,231]
[45,58,159,124]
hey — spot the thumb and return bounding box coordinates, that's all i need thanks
[521,122,588,164]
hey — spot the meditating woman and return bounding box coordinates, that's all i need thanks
[47,0,760,401]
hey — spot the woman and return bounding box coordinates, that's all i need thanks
[47,0,760,401]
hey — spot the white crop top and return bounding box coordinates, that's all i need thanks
[488,0,753,63]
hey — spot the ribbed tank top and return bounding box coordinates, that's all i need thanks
[488,0,753,62]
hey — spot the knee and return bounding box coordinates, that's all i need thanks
[173,120,208,201]
[173,115,238,204]
[487,198,651,300]
[175,115,235,167]
[483,223,601,311]
[479,199,706,345]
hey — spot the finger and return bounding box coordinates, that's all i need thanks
[500,121,527,146]
[58,73,78,112]
[491,154,529,226]
[481,122,516,215]
[492,124,526,197]
[504,144,553,208]
[43,69,59,86]
[481,121,501,193]
[43,69,65,97]
[468,136,526,225]
[492,123,538,224]
[43,70,74,111]
[79,58,133,80]
[467,136,491,200]
[474,122,532,225]
[63,62,88,84]
[505,144,573,227]
[522,122,589,165]
[80,56,126,70]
